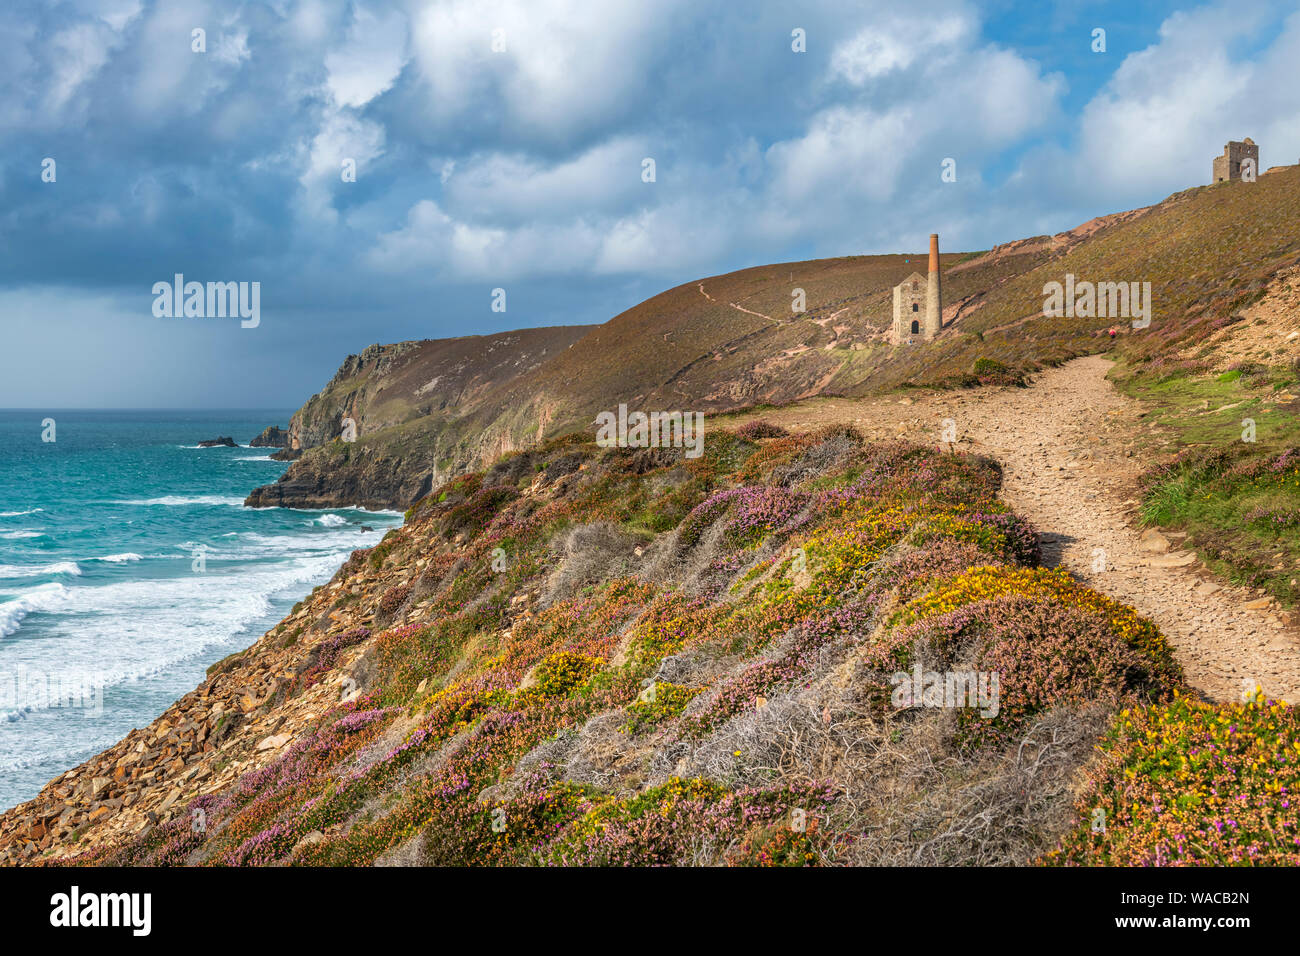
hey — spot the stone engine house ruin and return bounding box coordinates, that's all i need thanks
[892,233,943,344]
[1213,138,1259,183]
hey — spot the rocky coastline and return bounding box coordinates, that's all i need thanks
[249,426,290,448]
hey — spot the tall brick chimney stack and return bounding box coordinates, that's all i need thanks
[925,233,942,337]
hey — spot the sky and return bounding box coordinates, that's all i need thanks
[1,0,1298,408]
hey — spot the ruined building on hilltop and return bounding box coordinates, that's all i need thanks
[1213,138,1259,183]
[892,233,942,344]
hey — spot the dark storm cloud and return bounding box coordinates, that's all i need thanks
[1,0,1296,406]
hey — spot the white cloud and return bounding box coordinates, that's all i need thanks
[46,21,116,114]
[368,198,607,278]
[286,0,334,47]
[212,30,252,66]
[1066,6,1263,196]
[324,5,409,108]
[760,21,1062,238]
[591,202,735,275]
[127,1,250,118]
[442,137,649,222]
[94,0,143,33]
[289,5,409,224]
[8,0,1300,344]
[408,0,682,139]
[987,3,1300,243]
[370,0,1068,281]
[298,110,388,221]
[830,14,974,84]
[766,106,915,206]
[368,192,736,279]
[1033,3,1300,207]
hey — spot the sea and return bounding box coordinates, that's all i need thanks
[0,410,403,812]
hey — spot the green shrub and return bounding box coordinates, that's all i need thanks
[621,682,702,735]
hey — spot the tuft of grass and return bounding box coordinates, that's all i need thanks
[1117,357,1300,606]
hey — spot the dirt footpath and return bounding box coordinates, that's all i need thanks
[733,355,1300,703]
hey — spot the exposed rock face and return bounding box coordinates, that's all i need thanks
[245,329,590,510]
[275,333,588,457]
[244,447,435,512]
[197,436,237,447]
[249,426,290,448]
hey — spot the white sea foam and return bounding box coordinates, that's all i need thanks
[292,506,405,518]
[0,509,43,517]
[235,455,275,462]
[181,525,387,562]
[115,496,246,507]
[0,531,44,539]
[0,556,343,696]
[0,729,125,774]
[0,583,69,638]
[0,562,81,579]
[0,497,402,799]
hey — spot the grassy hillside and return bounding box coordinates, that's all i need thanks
[246,247,1057,508]
[251,166,1300,512]
[1114,358,1300,609]
[10,422,1295,866]
[971,167,1300,354]
[1066,170,1300,610]
[10,165,1300,868]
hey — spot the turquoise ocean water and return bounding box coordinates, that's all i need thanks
[0,411,402,811]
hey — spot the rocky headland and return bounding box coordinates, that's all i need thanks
[249,426,290,448]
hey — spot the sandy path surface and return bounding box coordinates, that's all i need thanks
[733,355,1300,703]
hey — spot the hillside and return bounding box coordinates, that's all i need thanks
[5,168,1299,868]
[249,167,1300,514]
[6,417,1295,866]
[0,424,1202,863]
[969,167,1300,357]
[245,327,590,509]
[245,247,1058,510]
